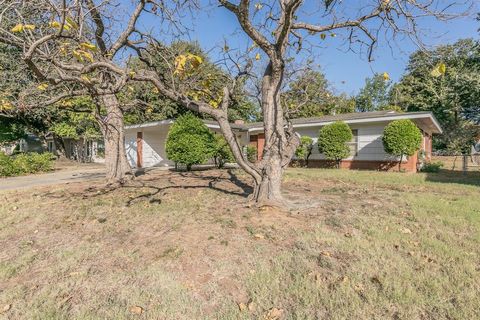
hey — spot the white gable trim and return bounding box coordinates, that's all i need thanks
[247,113,442,134]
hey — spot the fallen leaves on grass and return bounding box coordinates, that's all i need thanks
[129,305,144,314]
[238,299,256,312]
[320,250,332,257]
[1,304,11,314]
[263,307,284,320]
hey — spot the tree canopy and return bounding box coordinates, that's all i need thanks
[355,73,393,112]
[393,39,480,152]
[283,69,355,118]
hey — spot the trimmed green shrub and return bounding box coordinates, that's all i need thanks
[295,136,314,166]
[165,113,216,171]
[0,152,16,176]
[0,152,54,177]
[318,121,353,167]
[213,135,234,168]
[246,145,258,162]
[382,119,422,170]
[420,161,444,173]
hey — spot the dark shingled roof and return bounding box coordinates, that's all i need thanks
[237,110,434,129]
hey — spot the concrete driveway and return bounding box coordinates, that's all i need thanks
[0,165,105,191]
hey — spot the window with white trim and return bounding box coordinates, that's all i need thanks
[347,129,358,156]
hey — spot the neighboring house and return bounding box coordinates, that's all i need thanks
[0,133,44,155]
[125,111,442,172]
[44,133,105,163]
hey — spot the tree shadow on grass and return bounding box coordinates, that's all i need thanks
[424,169,480,187]
[47,169,254,206]
[122,169,253,206]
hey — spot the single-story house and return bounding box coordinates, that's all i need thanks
[125,110,442,172]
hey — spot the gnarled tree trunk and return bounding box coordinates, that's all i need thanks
[250,62,299,204]
[99,94,133,184]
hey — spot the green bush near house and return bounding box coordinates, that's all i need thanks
[0,152,16,176]
[295,136,314,166]
[165,113,216,171]
[212,135,234,168]
[420,161,444,173]
[382,119,422,170]
[0,152,54,177]
[318,121,353,168]
[246,145,258,162]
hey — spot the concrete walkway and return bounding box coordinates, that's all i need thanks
[0,166,105,191]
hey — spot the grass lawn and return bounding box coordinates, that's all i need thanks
[0,168,479,319]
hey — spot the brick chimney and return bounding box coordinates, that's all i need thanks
[234,119,245,125]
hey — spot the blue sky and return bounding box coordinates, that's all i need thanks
[136,1,479,96]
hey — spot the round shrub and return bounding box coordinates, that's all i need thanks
[318,121,353,167]
[382,119,422,169]
[165,113,216,170]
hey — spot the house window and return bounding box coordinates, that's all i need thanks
[347,129,358,156]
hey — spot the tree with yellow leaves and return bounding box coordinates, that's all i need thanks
[0,0,191,183]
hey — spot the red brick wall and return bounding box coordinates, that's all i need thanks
[249,133,265,161]
[305,155,418,173]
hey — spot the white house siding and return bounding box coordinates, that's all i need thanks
[294,121,397,162]
[139,126,173,168]
[125,131,138,167]
[126,127,171,168]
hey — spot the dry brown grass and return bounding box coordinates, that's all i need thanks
[0,168,479,319]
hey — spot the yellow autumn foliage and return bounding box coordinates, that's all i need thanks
[80,42,97,52]
[431,63,446,77]
[0,99,13,111]
[11,24,35,33]
[174,53,203,75]
[49,21,71,31]
[37,83,49,91]
[65,17,79,30]
[81,75,91,83]
[73,50,94,63]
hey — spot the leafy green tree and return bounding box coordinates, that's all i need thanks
[318,121,353,167]
[283,70,354,118]
[356,73,393,112]
[295,136,313,166]
[382,119,422,170]
[393,39,480,153]
[0,118,26,144]
[165,113,216,170]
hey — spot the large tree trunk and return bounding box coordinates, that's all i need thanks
[99,94,133,184]
[51,134,68,160]
[252,154,284,203]
[250,62,299,204]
